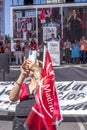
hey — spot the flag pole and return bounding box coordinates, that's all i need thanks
[43,43,47,68]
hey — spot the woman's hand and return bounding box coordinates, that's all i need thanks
[20,57,35,77]
[30,62,42,80]
[26,59,35,69]
[20,57,30,77]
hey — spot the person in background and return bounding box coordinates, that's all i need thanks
[29,39,38,62]
[64,39,71,64]
[51,33,57,41]
[57,33,61,42]
[22,42,29,59]
[9,58,42,130]
[38,41,44,61]
[84,37,87,64]
[3,40,11,64]
[0,41,4,53]
[14,40,23,65]
[67,9,82,42]
[79,35,86,64]
[29,38,38,51]
[71,40,80,64]
[46,33,57,42]
[45,33,61,65]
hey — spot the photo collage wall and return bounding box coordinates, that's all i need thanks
[12,4,87,44]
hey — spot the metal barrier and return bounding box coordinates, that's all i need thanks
[0,53,10,81]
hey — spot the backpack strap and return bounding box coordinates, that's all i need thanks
[25,83,30,95]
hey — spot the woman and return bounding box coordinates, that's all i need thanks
[9,58,42,130]
[3,40,11,64]
[29,38,38,51]
[29,38,38,62]
[79,35,86,64]
[71,40,80,64]
[67,9,82,42]
[14,40,23,65]
[22,42,29,59]
[63,39,71,64]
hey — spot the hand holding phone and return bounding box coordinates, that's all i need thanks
[28,50,37,63]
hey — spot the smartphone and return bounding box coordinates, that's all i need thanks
[28,50,37,62]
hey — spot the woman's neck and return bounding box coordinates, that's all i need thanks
[29,78,38,94]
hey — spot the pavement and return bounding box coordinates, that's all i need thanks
[0,121,12,130]
[0,114,14,130]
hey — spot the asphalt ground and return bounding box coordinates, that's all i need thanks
[0,114,87,130]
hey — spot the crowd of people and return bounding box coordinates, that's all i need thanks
[1,35,87,65]
[63,35,87,64]
[0,38,38,65]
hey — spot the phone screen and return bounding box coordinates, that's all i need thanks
[28,50,37,62]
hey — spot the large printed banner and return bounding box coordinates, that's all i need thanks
[0,82,19,112]
[0,81,87,115]
[55,81,87,115]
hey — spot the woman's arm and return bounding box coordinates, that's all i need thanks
[67,14,72,23]
[9,74,25,101]
[9,57,30,101]
[77,17,82,23]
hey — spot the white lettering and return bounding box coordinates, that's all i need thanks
[45,85,54,113]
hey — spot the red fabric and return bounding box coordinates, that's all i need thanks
[24,50,63,130]
[39,8,46,21]
[22,46,25,52]
[19,83,29,101]
[25,18,30,23]
[29,42,38,50]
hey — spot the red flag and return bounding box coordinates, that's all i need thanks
[39,8,46,24]
[24,50,63,130]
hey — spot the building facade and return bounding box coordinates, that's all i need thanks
[10,0,87,5]
[46,0,65,3]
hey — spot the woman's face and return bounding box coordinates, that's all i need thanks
[82,36,85,40]
[72,10,76,16]
[31,39,35,43]
[28,69,34,78]
[29,65,41,79]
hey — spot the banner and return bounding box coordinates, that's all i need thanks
[0,81,87,115]
[0,82,19,112]
[55,81,87,115]
[47,41,60,66]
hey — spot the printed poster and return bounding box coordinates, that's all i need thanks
[47,40,60,66]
